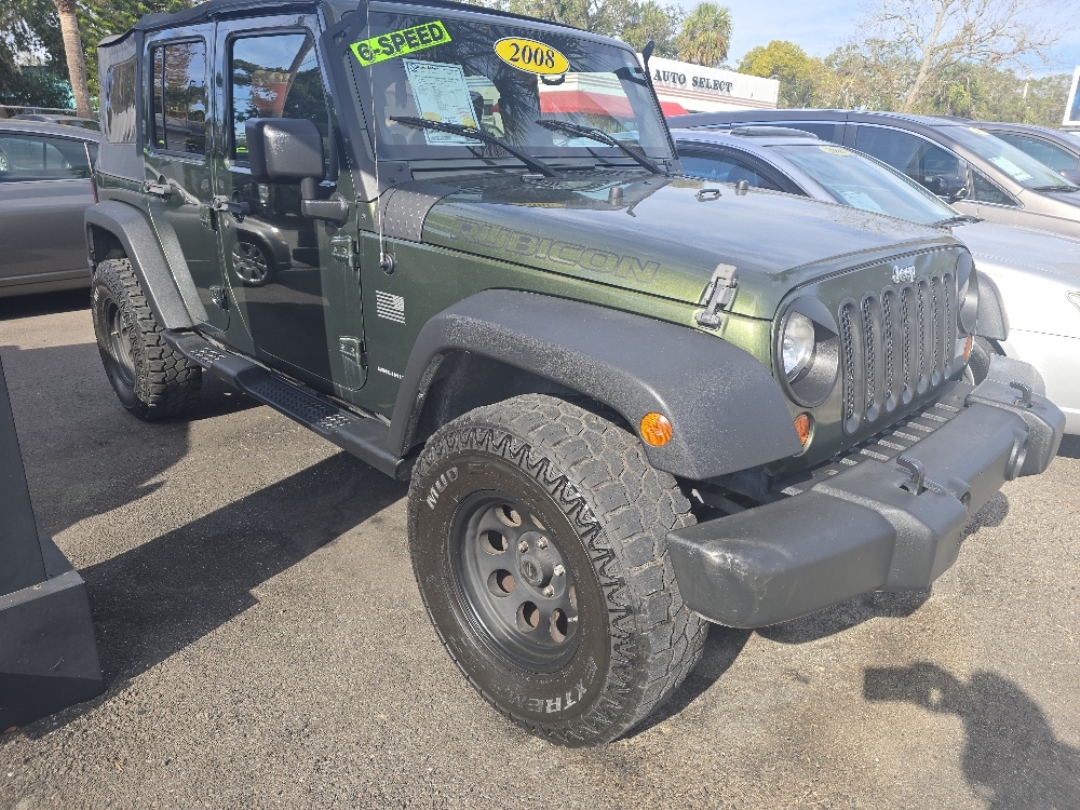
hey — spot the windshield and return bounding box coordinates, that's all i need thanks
[947,126,1078,190]
[770,142,957,226]
[345,9,671,165]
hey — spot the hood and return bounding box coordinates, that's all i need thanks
[419,173,956,319]
[954,220,1080,283]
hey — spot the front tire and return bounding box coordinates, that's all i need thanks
[91,258,201,420]
[407,395,707,746]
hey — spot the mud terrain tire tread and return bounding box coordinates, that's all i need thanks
[92,258,201,420]
[408,394,707,746]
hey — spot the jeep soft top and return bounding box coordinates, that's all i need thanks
[86,0,1063,746]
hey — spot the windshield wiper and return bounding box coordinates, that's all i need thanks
[932,214,982,227]
[536,118,664,174]
[1029,184,1079,192]
[389,116,556,177]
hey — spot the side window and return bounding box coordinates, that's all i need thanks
[680,150,782,190]
[230,33,329,168]
[104,56,137,143]
[149,39,207,153]
[994,133,1079,173]
[853,125,962,188]
[0,133,92,181]
[971,171,1017,206]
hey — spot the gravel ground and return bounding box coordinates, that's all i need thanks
[1,290,1078,810]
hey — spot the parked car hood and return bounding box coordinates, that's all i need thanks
[420,172,957,320]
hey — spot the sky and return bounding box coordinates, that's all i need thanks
[674,0,1080,74]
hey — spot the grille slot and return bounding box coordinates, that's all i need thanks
[840,273,957,435]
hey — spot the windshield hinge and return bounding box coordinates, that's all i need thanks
[330,234,360,269]
[695,263,738,329]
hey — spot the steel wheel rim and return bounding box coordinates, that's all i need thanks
[233,241,269,284]
[452,492,580,673]
[104,298,136,386]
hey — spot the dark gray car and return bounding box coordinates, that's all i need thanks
[0,121,100,297]
[669,109,1080,239]
[973,121,1080,185]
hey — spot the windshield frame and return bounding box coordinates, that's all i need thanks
[338,2,675,169]
[945,124,1079,191]
[767,141,959,226]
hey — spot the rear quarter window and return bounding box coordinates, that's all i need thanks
[105,56,138,143]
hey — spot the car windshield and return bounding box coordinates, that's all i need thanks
[947,126,1078,190]
[769,142,957,226]
[345,9,671,165]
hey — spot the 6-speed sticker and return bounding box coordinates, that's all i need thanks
[351,21,450,66]
[494,37,569,75]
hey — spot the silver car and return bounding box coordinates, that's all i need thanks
[0,120,100,297]
[670,110,1080,240]
[673,126,1080,433]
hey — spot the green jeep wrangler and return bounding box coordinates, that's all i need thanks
[87,0,1063,746]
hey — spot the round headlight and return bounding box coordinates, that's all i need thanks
[782,312,816,381]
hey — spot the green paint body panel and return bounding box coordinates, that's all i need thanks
[88,0,974,480]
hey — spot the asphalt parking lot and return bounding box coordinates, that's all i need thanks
[1,290,1078,810]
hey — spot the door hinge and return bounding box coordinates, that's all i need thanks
[695,263,738,330]
[330,234,360,270]
[339,336,367,389]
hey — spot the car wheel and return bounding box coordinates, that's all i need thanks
[91,258,201,420]
[408,394,707,746]
[232,239,274,286]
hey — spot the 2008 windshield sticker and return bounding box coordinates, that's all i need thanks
[494,37,570,76]
[351,21,451,67]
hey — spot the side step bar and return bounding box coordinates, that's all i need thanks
[164,331,410,480]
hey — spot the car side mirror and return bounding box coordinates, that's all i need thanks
[245,118,348,226]
[926,174,968,202]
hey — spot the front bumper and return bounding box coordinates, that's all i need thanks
[668,356,1064,629]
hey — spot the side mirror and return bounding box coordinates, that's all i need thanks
[246,118,324,183]
[926,173,968,202]
[245,118,348,225]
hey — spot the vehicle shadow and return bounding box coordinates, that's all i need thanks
[864,663,1080,809]
[1,342,258,537]
[20,452,407,738]
[627,626,753,737]
[1057,435,1080,460]
[0,289,89,321]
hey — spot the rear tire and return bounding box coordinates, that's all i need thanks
[407,394,707,746]
[91,258,201,420]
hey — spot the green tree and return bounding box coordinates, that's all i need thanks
[1,0,71,111]
[675,2,731,67]
[79,1,194,98]
[738,40,818,108]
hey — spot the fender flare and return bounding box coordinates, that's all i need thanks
[388,290,802,481]
[976,272,1009,342]
[84,201,200,329]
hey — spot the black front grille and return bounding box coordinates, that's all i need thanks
[839,273,958,434]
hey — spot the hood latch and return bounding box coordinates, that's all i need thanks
[695,263,738,329]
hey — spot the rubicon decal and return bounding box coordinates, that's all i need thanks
[454,219,661,284]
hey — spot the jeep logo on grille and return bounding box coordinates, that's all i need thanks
[892,265,917,284]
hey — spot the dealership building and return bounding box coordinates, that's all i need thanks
[645,56,779,115]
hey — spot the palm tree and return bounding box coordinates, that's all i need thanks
[54,0,92,116]
[676,2,732,68]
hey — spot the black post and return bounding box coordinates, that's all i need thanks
[0,356,104,729]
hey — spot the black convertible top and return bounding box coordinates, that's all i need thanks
[99,0,580,47]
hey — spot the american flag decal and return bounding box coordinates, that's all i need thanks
[376,291,405,324]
